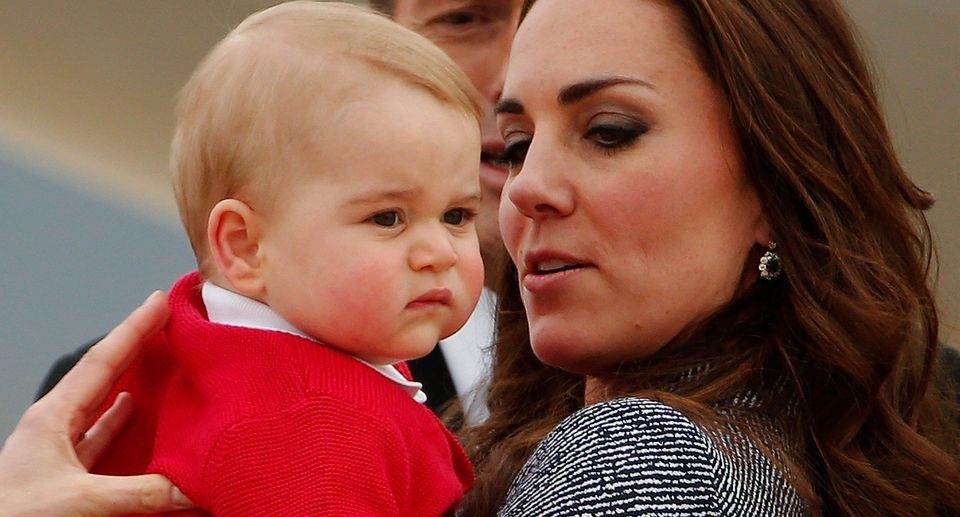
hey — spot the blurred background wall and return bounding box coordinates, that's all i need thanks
[0,0,957,437]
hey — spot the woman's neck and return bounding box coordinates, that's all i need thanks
[584,376,610,406]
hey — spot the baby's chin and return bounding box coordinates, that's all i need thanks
[354,334,444,365]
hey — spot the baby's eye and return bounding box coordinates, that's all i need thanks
[442,208,472,226]
[370,211,402,228]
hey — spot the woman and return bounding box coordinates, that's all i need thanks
[458,0,959,515]
[3,0,958,515]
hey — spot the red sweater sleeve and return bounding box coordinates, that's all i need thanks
[200,395,412,516]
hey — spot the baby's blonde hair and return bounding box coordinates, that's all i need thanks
[171,1,481,274]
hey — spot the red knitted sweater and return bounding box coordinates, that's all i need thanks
[92,272,473,516]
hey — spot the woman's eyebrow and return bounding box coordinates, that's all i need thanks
[495,98,524,115]
[558,76,655,105]
[496,76,656,115]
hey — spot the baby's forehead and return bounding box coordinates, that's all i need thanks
[270,56,476,135]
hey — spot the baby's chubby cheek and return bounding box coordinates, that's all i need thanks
[461,250,486,301]
[324,261,396,311]
[443,269,485,338]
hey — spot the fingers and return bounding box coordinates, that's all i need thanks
[76,392,134,468]
[0,292,181,517]
[40,291,168,430]
[87,474,195,514]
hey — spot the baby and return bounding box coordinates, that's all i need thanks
[91,2,483,515]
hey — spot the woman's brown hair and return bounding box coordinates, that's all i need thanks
[457,0,959,515]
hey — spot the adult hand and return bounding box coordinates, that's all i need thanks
[0,291,195,516]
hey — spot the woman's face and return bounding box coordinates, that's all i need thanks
[497,0,770,374]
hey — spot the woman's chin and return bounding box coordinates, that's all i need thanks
[530,336,607,376]
[529,327,670,376]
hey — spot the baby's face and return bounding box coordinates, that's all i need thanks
[257,78,484,364]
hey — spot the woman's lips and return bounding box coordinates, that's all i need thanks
[522,265,588,293]
[521,251,591,293]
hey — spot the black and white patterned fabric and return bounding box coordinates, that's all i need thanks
[499,397,806,516]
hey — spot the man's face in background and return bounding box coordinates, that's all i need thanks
[391,0,526,287]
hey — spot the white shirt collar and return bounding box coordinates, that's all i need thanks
[202,281,426,403]
[439,287,495,425]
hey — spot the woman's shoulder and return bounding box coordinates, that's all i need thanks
[530,397,714,474]
[499,397,806,517]
[550,396,706,441]
[521,398,718,487]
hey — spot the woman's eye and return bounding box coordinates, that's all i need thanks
[496,139,531,171]
[584,123,646,150]
[443,208,473,226]
[370,211,401,228]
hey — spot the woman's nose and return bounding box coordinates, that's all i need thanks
[408,224,459,272]
[505,139,574,220]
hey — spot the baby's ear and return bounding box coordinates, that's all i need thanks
[207,199,266,298]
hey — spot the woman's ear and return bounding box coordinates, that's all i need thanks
[753,209,774,247]
[207,199,267,299]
